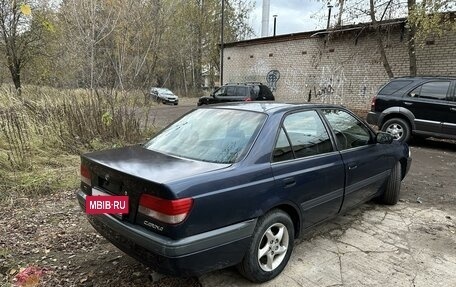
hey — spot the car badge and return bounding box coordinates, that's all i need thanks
[105,174,110,182]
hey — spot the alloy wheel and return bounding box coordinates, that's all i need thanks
[257,223,289,272]
[386,123,403,139]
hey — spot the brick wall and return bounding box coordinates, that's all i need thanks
[223,26,456,111]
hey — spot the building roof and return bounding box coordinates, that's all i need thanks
[223,11,455,48]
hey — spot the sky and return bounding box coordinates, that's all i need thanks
[249,0,327,37]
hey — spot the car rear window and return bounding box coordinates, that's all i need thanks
[409,81,450,101]
[379,80,413,95]
[145,109,266,164]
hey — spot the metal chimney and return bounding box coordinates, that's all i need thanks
[261,0,270,37]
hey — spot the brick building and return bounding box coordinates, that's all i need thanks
[223,17,456,111]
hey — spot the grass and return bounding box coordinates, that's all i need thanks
[0,85,155,199]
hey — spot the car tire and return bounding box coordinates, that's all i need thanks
[237,209,294,283]
[379,162,401,205]
[381,118,411,143]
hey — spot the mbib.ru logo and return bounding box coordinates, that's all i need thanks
[86,196,129,214]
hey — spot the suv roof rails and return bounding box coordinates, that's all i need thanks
[223,82,265,86]
[244,82,264,85]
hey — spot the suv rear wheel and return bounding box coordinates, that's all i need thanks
[381,118,411,143]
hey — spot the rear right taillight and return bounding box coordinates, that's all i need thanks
[138,194,193,224]
[370,96,376,111]
[80,164,91,186]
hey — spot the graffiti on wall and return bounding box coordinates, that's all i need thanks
[226,57,374,106]
[266,70,280,91]
[315,65,347,105]
[283,66,308,94]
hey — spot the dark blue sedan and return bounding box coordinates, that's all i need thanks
[77,103,411,282]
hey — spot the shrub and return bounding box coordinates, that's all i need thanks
[0,86,154,197]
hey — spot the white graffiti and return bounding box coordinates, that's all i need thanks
[315,65,347,105]
[283,66,308,94]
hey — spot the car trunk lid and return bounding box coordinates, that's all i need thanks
[81,145,230,228]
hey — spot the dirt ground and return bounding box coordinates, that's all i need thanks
[1,103,455,287]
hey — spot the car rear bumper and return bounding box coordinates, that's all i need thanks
[76,190,255,276]
[366,112,380,126]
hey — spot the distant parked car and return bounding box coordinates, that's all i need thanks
[197,82,274,105]
[367,76,456,142]
[78,103,411,282]
[150,87,179,105]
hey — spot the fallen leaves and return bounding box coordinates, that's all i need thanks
[13,266,47,287]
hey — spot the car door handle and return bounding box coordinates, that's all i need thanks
[348,165,358,170]
[403,102,413,106]
[450,107,456,112]
[283,177,296,188]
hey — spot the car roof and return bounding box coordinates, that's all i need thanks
[199,102,344,115]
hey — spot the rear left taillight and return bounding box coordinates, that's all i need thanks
[138,194,193,224]
[80,164,91,186]
[370,96,376,111]
[244,97,252,101]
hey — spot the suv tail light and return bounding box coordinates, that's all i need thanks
[80,164,91,185]
[370,96,376,111]
[244,98,252,101]
[138,194,193,224]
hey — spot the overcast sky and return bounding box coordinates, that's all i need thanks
[249,0,327,38]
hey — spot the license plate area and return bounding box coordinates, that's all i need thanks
[91,187,128,220]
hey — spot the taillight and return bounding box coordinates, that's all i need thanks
[370,96,376,111]
[138,194,193,224]
[80,164,91,186]
[245,97,252,101]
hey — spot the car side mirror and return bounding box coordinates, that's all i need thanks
[376,132,394,144]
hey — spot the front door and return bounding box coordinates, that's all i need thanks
[321,109,395,211]
[271,110,345,229]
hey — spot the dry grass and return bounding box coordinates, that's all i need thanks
[0,86,154,197]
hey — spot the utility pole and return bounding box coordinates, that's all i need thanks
[327,1,333,29]
[220,0,224,86]
[273,15,277,36]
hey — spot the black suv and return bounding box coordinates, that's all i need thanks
[197,82,274,106]
[367,77,456,142]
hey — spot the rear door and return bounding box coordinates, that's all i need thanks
[441,80,456,137]
[271,110,345,229]
[321,109,395,211]
[405,80,452,135]
[235,86,249,101]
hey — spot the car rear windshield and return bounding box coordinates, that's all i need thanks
[144,109,266,164]
[379,80,413,95]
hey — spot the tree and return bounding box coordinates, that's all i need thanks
[328,0,454,77]
[369,0,394,78]
[0,0,49,91]
[3,0,254,92]
[156,0,253,94]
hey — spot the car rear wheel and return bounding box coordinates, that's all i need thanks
[379,162,401,205]
[381,118,411,143]
[237,210,294,283]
